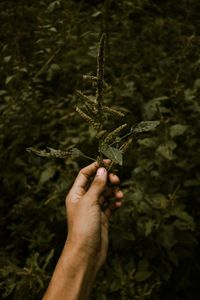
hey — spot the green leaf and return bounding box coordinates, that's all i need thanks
[132,121,160,134]
[92,11,102,18]
[47,0,61,13]
[135,271,152,282]
[156,141,177,160]
[144,219,156,236]
[170,124,188,138]
[3,56,11,63]
[144,96,170,119]
[138,137,158,148]
[39,165,56,184]
[100,144,123,165]
[169,209,195,231]
[5,75,15,85]
[158,225,177,250]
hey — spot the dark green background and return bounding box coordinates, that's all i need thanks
[1,0,200,299]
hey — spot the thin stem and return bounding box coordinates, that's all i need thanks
[96,33,106,119]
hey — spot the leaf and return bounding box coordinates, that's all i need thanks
[26,147,71,158]
[143,96,169,119]
[5,75,15,85]
[92,11,102,18]
[156,141,177,160]
[158,225,177,250]
[39,165,56,184]
[138,137,158,148]
[132,121,160,134]
[183,179,200,187]
[0,90,7,96]
[144,219,156,236]
[135,271,152,282]
[48,27,57,33]
[109,278,121,292]
[69,148,88,159]
[3,56,11,63]
[100,144,123,165]
[194,78,200,89]
[27,147,95,162]
[169,124,188,138]
[170,209,195,231]
[123,231,136,241]
[47,0,61,13]
[152,193,168,209]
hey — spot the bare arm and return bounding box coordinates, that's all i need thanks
[43,161,123,300]
[42,243,97,300]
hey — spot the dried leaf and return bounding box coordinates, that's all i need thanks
[132,121,160,134]
[100,144,123,165]
[26,147,71,159]
[27,147,95,162]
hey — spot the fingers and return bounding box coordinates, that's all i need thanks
[71,160,112,192]
[71,161,99,191]
[109,173,120,185]
[70,161,122,209]
[87,167,108,200]
[100,172,121,203]
[104,201,123,219]
[115,189,124,199]
[102,173,123,218]
[98,188,124,205]
[104,186,123,198]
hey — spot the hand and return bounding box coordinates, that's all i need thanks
[42,161,123,300]
[65,160,123,273]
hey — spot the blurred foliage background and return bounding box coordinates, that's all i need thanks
[1,0,200,299]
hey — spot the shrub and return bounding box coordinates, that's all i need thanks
[1,1,200,299]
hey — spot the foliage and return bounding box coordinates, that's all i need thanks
[27,34,160,169]
[1,0,200,299]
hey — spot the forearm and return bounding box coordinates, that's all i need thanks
[42,242,98,300]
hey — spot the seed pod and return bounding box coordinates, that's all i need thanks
[120,138,133,153]
[104,106,125,118]
[76,107,100,130]
[105,123,127,144]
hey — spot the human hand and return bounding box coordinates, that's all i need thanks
[65,160,123,273]
[42,161,123,300]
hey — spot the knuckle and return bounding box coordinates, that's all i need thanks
[79,168,89,179]
[79,168,84,176]
[94,177,105,185]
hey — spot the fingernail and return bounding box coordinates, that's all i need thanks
[115,201,122,207]
[97,167,106,176]
[116,190,124,198]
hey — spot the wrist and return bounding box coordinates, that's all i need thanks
[43,241,98,300]
[62,239,98,275]
[65,236,100,263]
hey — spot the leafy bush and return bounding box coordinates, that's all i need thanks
[1,0,200,299]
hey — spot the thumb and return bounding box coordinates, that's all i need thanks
[87,167,108,200]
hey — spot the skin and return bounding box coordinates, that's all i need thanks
[43,160,123,300]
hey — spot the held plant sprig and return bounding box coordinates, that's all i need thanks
[27,34,160,170]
